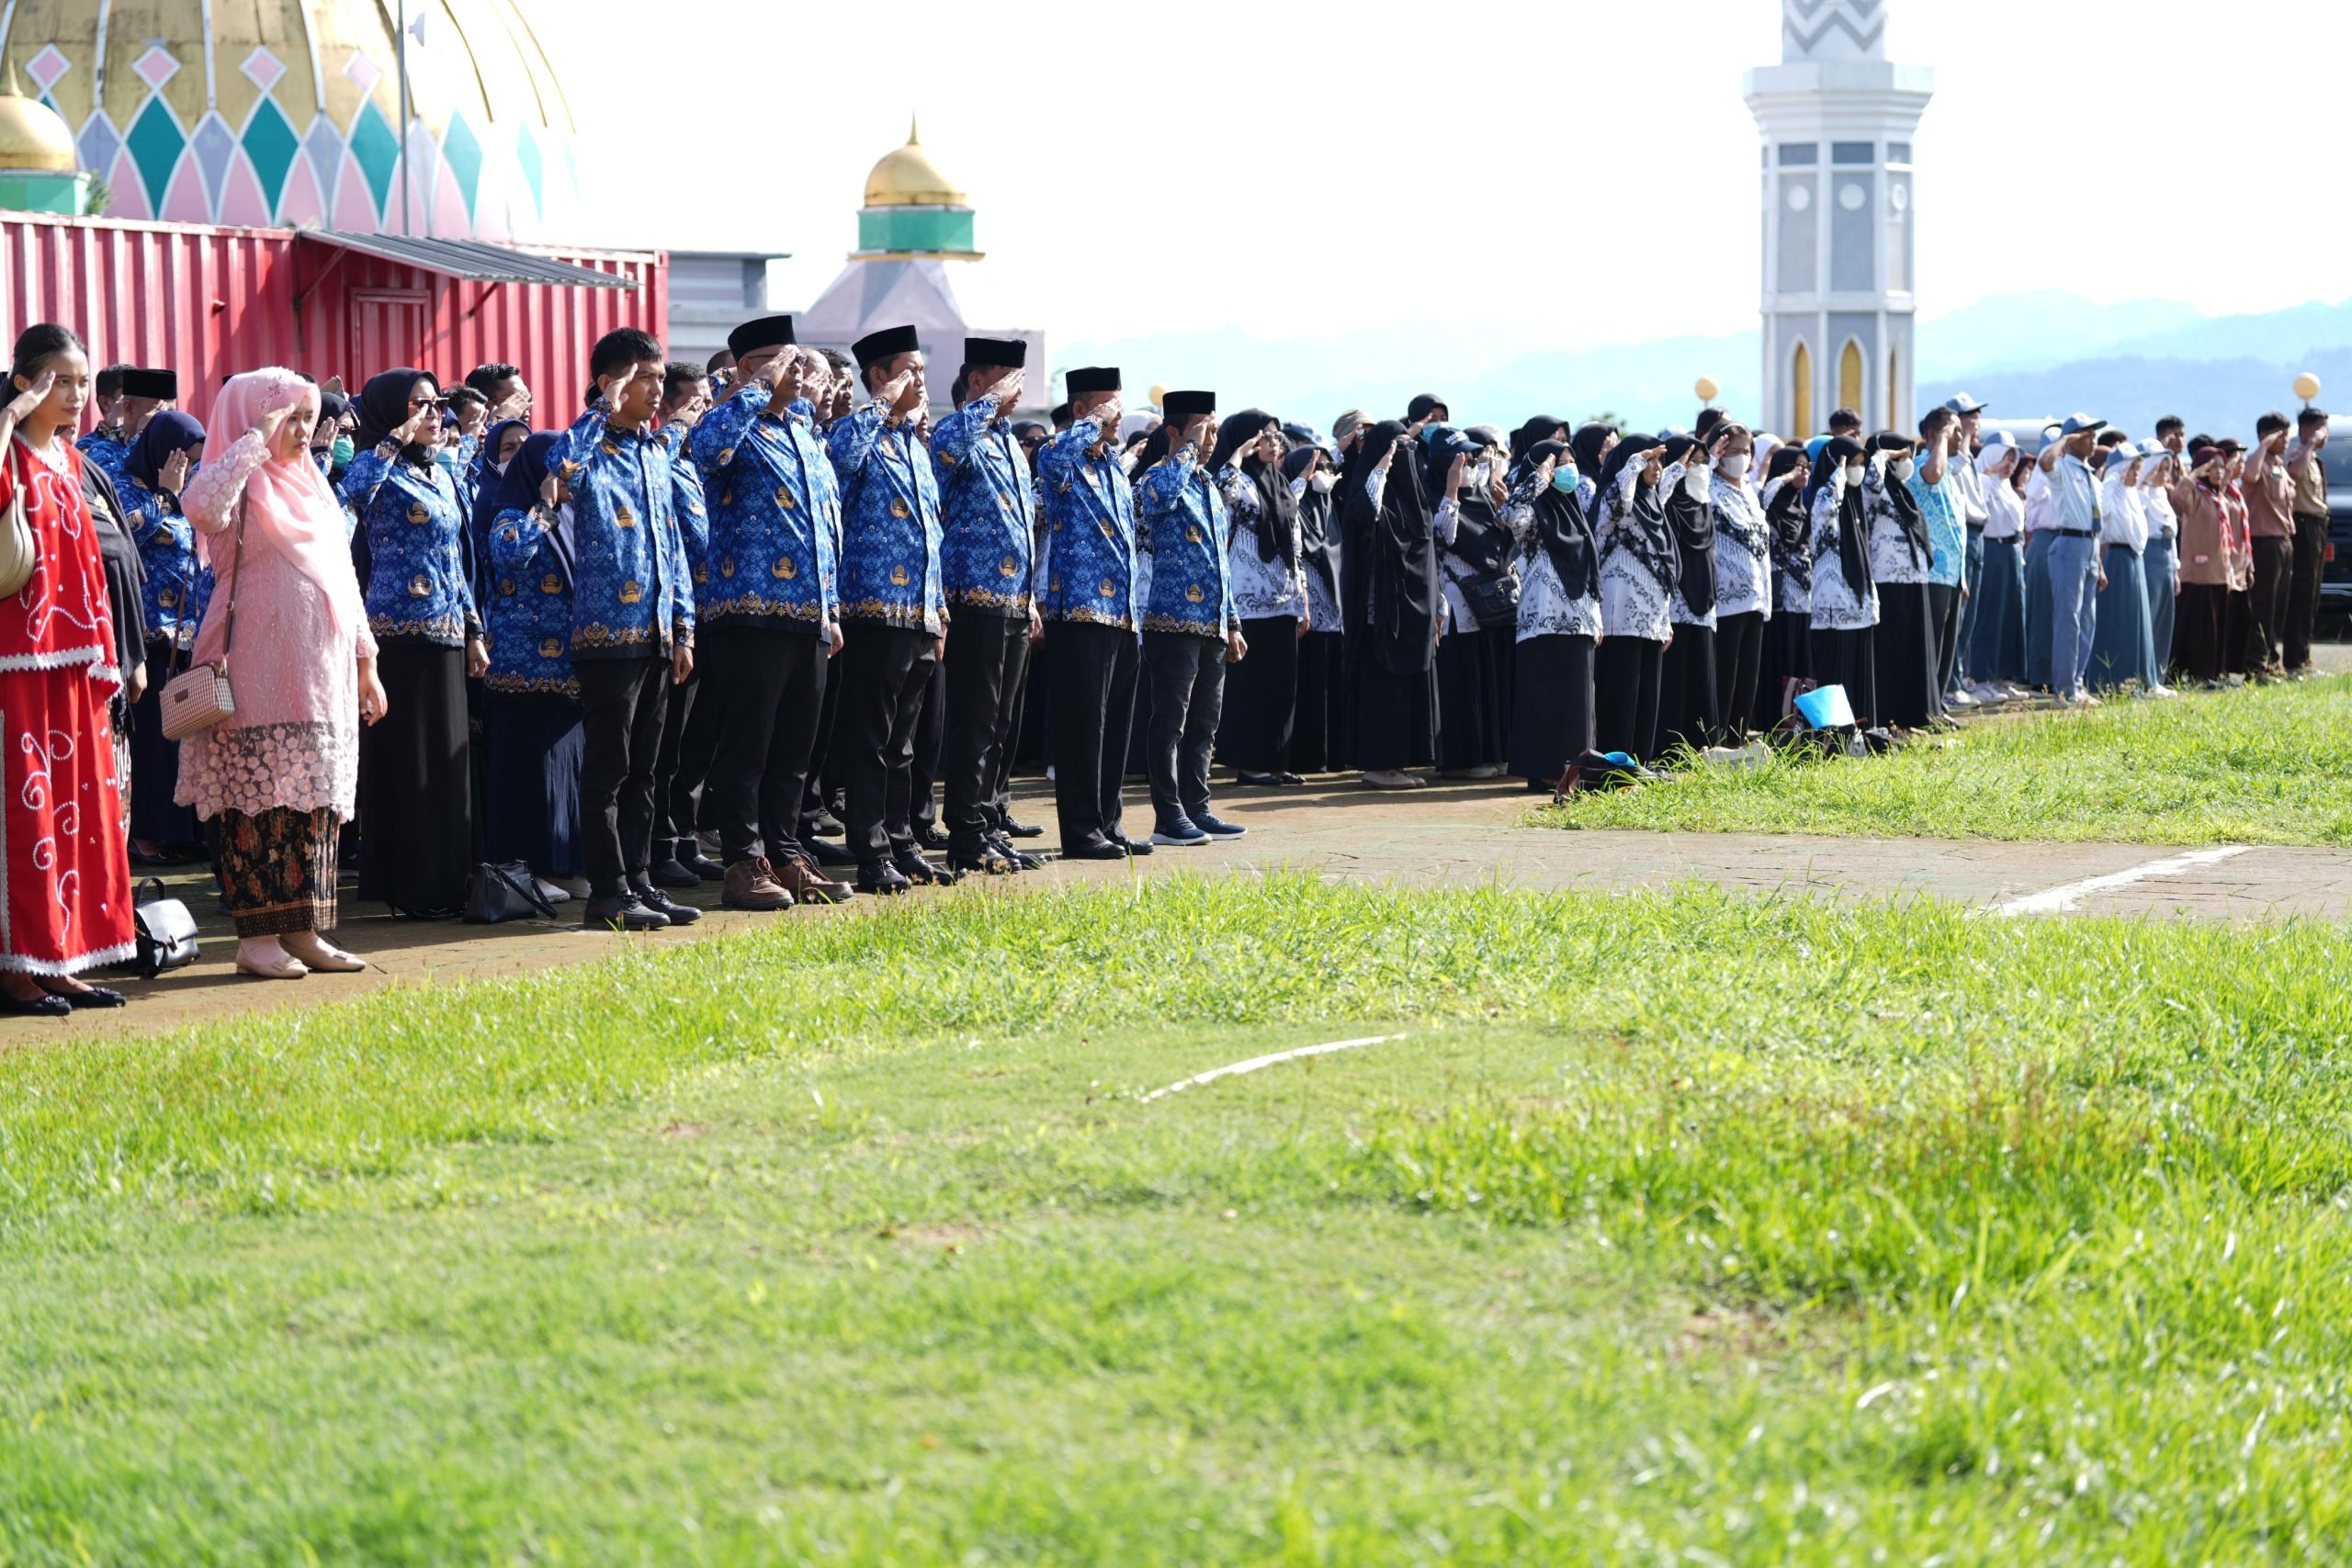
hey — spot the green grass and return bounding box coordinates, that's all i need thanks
[5,875,2352,1562]
[1536,671,2352,845]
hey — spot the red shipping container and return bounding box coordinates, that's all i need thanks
[0,212,667,424]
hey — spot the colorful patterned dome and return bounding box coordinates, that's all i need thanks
[0,0,581,239]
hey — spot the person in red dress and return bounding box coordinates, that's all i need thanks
[0,324,135,1014]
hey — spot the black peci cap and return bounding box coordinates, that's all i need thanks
[1064,366,1120,396]
[852,324,921,371]
[122,367,178,400]
[727,315,795,356]
[963,336,1025,369]
[1162,389,1216,422]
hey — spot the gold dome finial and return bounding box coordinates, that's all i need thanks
[863,117,967,209]
[0,56,81,175]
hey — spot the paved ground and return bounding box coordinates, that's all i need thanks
[19,765,2351,1046]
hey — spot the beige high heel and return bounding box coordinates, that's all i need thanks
[282,932,368,973]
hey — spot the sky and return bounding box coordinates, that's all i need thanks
[550,0,2346,349]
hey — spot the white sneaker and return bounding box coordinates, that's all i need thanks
[1964,681,2007,705]
[1359,769,1427,790]
[1946,686,1979,708]
[2147,683,2181,699]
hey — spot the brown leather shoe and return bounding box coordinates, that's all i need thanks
[777,851,854,906]
[721,857,794,911]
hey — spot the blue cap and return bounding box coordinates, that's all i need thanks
[1942,391,1988,415]
[2058,412,2107,437]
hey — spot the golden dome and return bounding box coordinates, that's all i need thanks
[0,61,78,174]
[864,118,967,209]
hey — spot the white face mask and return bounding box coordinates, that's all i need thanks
[1682,464,1709,500]
[1719,454,1750,480]
[1891,457,1917,481]
[1309,471,1334,494]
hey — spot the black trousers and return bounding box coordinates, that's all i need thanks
[1144,630,1226,824]
[2176,582,2233,685]
[909,658,946,835]
[1217,615,1299,774]
[800,649,846,830]
[1659,624,1719,758]
[576,654,671,897]
[1594,636,1664,761]
[1046,619,1139,852]
[701,624,827,868]
[357,640,472,913]
[1291,629,1345,773]
[651,670,699,856]
[673,660,725,845]
[1713,610,1765,746]
[991,628,1033,822]
[2287,513,2329,671]
[943,612,1031,853]
[1927,581,1962,697]
[2249,536,2293,670]
[836,621,938,862]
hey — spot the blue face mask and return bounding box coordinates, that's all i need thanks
[1551,466,1579,494]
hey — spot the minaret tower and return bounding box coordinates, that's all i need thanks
[1745,0,1933,437]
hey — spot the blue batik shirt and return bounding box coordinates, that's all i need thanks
[116,469,213,645]
[687,386,838,632]
[483,504,582,701]
[1035,416,1139,630]
[931,392,1035,619]
[342,447,481,646]
[76,426,129,485]
[1910,468,1965,586]
[548,402,695,660]
[654,422,711,589]
[1135,447,1238,639]
[827,401,944,632]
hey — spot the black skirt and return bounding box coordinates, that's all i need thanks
[1508,633,1595,784]
[1756,599,1812,732]
[1349,645,1436,773]
[482,695,586,878]
[1807,624,1879,729]
[1872,582,1943,729]
[358,639,474,913]
[1217,615,1301,774]
[1434,626,1509,771]
[129,635,202,846]
[1290,630,1346,774]
[1659,623,1720,759]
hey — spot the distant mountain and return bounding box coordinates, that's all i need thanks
[1921,352,2352,442]
[1915,293,2207,380]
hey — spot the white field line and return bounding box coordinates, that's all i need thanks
[1139,1033,1406,1102]
[1984,846,2252,918]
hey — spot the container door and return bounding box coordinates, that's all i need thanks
[347,288,430,382]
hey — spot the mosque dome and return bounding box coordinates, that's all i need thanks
[864,120,967,209]
[0,65,78,173]
[0,0,582,239]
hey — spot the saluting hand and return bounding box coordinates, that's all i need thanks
[5,367,56,425]
[990,368,1024,413]
[158,448,192,494]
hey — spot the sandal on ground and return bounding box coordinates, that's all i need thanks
[281,932,368,973]
[235,941,310,980]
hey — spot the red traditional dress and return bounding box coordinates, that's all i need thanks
[0,434,133,975]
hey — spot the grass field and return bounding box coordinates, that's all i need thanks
[6,876,2352,1563]
[1537,672,2352,846]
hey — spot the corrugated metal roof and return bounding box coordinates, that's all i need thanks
[301,232,638,290]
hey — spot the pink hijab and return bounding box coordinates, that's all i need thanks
[186,367,366,651]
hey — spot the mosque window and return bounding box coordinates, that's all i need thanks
[1832,141,1875,165]
[1777,143,1818,166]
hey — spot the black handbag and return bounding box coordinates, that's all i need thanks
[1457,569,1521,633]
[131,877,201,978]
[462,861,559,924]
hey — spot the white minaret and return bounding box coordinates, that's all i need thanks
[1745,0,1933,438]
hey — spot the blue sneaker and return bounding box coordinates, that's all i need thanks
[1151,817,1209,847]
[1193,812,1247,839]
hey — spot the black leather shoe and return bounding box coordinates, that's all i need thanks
[684,853,727,882]
[857,860,910,896]
[583,893,668,931]
[1001,816,1045,840]
[1059,838,1128,862]
[948,843,1016,877]
[42,984,129,1010]
[809,836,859,867]
[892,848,944,886]
[916,824,951,852]
[0,991,70,1018]
[649,857,701,889]
[989,835,1044,871]
[1112,833,1155,858]
[632,882,701,925]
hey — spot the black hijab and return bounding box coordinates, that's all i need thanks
[1661,434,1717,618]
[1347,418,1441,672]
[469,418,532,537]
[1210,409,1299,569]
[1763,445,1811,557]
[1284,445,1340,601]
[1591,434,1679,598]
[1873,433,1929,567]
[1809,437,1872,597]
[356,367,437,468]
[1569,423,1614,487]
[1514,439,1597,600]
[1444,435,1513,579]
[1511,416,1570,461]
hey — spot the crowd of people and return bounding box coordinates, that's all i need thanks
[0,313,2334,1005]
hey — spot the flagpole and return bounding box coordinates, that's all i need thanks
[396,0,412,235]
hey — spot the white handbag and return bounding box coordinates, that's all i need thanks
[0,443,38,598]
[158,495,245,740]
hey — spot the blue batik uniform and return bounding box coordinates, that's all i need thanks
[548,403,695,660]
[827,401,944,631]
[687,387,837,631]
[931,391,1035,618]
[1135,449,1237,638]
[76,427,129,485]
[654,422,711,592]
[342,447,481,645]
[116,469,213,647]
[1035,416,1138,629]
[483,504,582,700]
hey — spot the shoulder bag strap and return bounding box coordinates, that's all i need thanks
[213,491,249,674]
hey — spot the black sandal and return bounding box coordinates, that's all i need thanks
[39,982,128,1010]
